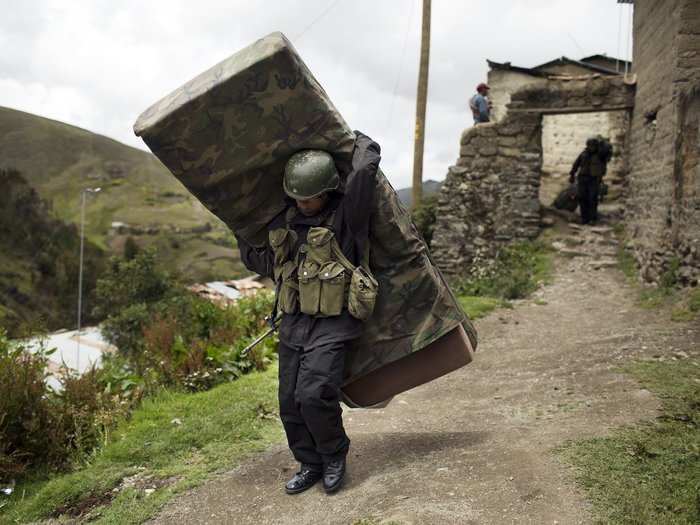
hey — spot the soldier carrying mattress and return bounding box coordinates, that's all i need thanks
[134,31,476,499]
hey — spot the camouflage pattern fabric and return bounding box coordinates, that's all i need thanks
[134,31,476,385]
[347,169,476,382]
[134,32,355,246]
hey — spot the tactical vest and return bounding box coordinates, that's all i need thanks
[269,209,378,320]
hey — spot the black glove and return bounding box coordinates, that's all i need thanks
[569,173,575,184]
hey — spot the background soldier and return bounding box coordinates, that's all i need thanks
[235,132,380,496]
[569,137,610,225]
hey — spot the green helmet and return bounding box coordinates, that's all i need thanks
[283,150,340,200]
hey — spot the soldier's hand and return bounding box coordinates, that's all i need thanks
[569,174,575,184]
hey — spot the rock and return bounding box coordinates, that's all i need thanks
[589,259,619,269]
[560,248,589,257]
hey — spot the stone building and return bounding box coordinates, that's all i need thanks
[431,76,635,276]
[487,56,631,203]
[432,0,700,287]
[624,0,700,285]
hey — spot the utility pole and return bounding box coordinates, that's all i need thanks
[412,0,431,209]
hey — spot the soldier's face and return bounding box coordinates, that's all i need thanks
[296,194,328,216]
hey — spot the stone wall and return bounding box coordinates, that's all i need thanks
[625,0,700,285]
[489,69,630,205]
[432,76,635,276]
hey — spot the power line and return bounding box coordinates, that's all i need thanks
[293,0,343,41]
[566,32,585,57]
[386,0,417,129]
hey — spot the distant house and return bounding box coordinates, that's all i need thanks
[187,275,269,307]
[486,54,632,202]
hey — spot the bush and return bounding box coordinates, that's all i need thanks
[95,250,175,357]
[95,248,277,393]
[456,241,553,300]
[411,194,438,246]
[136,291,277,392]
[0,330,58,479]
[0,330,129,480]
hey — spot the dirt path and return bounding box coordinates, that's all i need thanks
[149,221,699,525]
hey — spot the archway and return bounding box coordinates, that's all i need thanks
[431,76,635,276]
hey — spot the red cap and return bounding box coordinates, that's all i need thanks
[477,83,490,92]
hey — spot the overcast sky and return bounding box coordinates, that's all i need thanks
[1,0,633,189]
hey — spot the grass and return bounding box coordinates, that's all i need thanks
[458,296,511,320]
[615,229,700,322]
[455,241,554,320]
[0,105,242,284]
[559,358,700,524]
[1,365,283,524]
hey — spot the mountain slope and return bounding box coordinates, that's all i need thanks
[0,169,105,337]
[396,179,443,207]
[0,106,244,282]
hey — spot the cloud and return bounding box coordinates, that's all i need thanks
[0,0,632,190]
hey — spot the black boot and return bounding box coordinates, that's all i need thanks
[322,458,346,494]
[285,465,322,495]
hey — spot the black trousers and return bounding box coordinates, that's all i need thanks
[278,341,350,468]
[577,175,600,224]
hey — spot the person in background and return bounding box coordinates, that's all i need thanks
[569,137,611,225]
[470,83,491,124]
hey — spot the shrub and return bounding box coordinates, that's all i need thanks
[0,330,134,480]
[457,241,553,300]
[136,291,277,392]
[55,368,128,463]
[0,330,58,479]
[411,194,438,246]
[95,250,175,357]
[123,236,139,260]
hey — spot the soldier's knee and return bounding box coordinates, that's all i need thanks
[296,377,339,410]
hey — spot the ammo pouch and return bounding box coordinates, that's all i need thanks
[269,229,299,314]
[271,223,379,320]
[299,228,349,316]
[347,264,378,321]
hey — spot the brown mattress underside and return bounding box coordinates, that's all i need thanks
[341,324,474,408]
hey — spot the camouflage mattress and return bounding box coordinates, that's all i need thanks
[134,31,476,386]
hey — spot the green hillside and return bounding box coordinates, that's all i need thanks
[0,169,106,337]
[0,106,245,283]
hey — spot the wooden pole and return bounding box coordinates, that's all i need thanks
[412,0,431,209]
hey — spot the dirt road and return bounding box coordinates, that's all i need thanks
[149,223,698,525]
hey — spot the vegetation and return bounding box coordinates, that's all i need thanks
[0,245,278,523]
[94,250,277,393]
[458,295,511,320]
[456,241,554,300]
[0,331,130,480]
[454,241,553,320]
[1,366,282,524]
[560,358,700,524]
[411,194,438,246]
[0,168,106,337]
[0,106,245,283]
[615,231,700,321]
